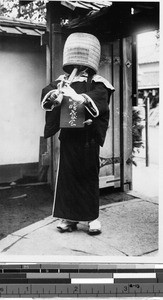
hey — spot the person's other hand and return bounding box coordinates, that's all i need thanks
[61,84,84,104]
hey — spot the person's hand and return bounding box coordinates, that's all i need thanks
[50,89,59,100]
[49,89,63,106]
[61,84,84,105]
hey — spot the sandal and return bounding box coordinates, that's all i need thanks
[88,219,101,235]
[57,220,78,232]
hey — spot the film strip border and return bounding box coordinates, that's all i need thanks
[0,263,163,297]
[1,263,163,271]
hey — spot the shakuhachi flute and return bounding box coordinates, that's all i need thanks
[42,67,78,108]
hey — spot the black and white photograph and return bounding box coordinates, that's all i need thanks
[0,0,161,259]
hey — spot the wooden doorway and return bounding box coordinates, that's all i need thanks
[98,37,132,191]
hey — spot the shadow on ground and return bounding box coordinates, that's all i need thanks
[0,183,136,240]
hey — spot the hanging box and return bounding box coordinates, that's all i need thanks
[60,96,85,128]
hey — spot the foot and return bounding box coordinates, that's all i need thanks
[88,219,101,235]
[57,220,78,232]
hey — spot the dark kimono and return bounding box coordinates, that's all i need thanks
[41,73,114,221]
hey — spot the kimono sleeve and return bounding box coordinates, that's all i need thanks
[41,82,58,111]
[82,82,114,117]
[41,82,61,139]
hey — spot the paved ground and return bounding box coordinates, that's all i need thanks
[0,195,158,257]
[0,184,135,240]
[0,159,159,257]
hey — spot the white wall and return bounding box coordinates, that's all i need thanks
[0,35,46,165]
[149,126,159,165]
[137,126,159,165]
[139,61,159,73]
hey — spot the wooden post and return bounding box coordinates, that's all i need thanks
[132,34,138,106]
[98,41,114,180]
[120,36,133,191]
[45,2,53,187]
[51,23,65,189]
[45,2,66,189]
[145,96,150,166]
[113,39,121,188]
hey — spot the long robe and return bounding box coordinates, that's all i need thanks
[41,74,114,221]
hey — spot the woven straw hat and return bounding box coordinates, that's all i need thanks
[63,32,101,74]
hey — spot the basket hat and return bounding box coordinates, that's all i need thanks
[63,32,101,74]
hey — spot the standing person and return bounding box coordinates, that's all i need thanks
[41,32,114,234]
